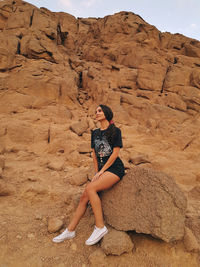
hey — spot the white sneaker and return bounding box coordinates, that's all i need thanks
[85,226,108,245]
[52,228,75,243]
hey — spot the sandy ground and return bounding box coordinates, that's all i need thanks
[0,148,200,267]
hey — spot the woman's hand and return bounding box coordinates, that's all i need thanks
[91,170,104,182]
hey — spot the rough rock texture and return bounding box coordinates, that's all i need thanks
[101,167,187,242]
[101,228,134,255]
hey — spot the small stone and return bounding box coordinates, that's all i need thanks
[70,242,77,251]
[47,159,65,171]
[0,181,14,196]
[101,228,134,256]
[78,142,91,153]
[183,227,200,253]
[42,217,47,224]
[35,214,42,220]
[16,234,22,239]
[88,248,106,266]
[27,177,37,182]
[129,153,150,165]
[27,233,35,240]
[47,218,64,233]
[50,171,60,179]
[69,169,88,186]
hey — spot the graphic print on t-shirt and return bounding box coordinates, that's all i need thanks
[94,135,112,157]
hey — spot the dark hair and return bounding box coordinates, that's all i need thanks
[99,104,117,146]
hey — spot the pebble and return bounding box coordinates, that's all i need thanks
[70,242,77,251]
[27,233,35,239]
[16,234,22,239]
[47,217,64,233]
[35,213,42,220]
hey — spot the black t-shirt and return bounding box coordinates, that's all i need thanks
[91,127,123,158]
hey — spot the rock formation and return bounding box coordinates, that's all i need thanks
[0,0,200,266]
[101,167,187,242]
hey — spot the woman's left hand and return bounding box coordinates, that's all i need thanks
[92,170,104,182]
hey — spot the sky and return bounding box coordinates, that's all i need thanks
[25,0,200,41]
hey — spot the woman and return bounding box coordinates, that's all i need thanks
[53,104,125,245]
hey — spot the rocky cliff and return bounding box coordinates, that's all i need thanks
[0,0,200,266]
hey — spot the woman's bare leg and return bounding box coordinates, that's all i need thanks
[67,171,119,231]
[85,171,120,228]
[67,191,89,231]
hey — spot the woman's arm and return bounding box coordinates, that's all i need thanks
[100,147,120,173]
[92,147,120,181]
[92,148,98,173]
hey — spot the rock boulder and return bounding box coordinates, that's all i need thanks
[101,228,134,255]
[101,167,187,242]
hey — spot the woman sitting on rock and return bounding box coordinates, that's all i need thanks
[53,104,125,245]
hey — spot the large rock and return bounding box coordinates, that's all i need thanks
[101,167,187,242]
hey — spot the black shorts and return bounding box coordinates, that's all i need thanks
[98,156,125,179]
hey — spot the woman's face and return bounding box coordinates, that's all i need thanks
[95,106,106,121]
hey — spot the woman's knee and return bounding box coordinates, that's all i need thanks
[79,190,89,204]
[85,183,96,195]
